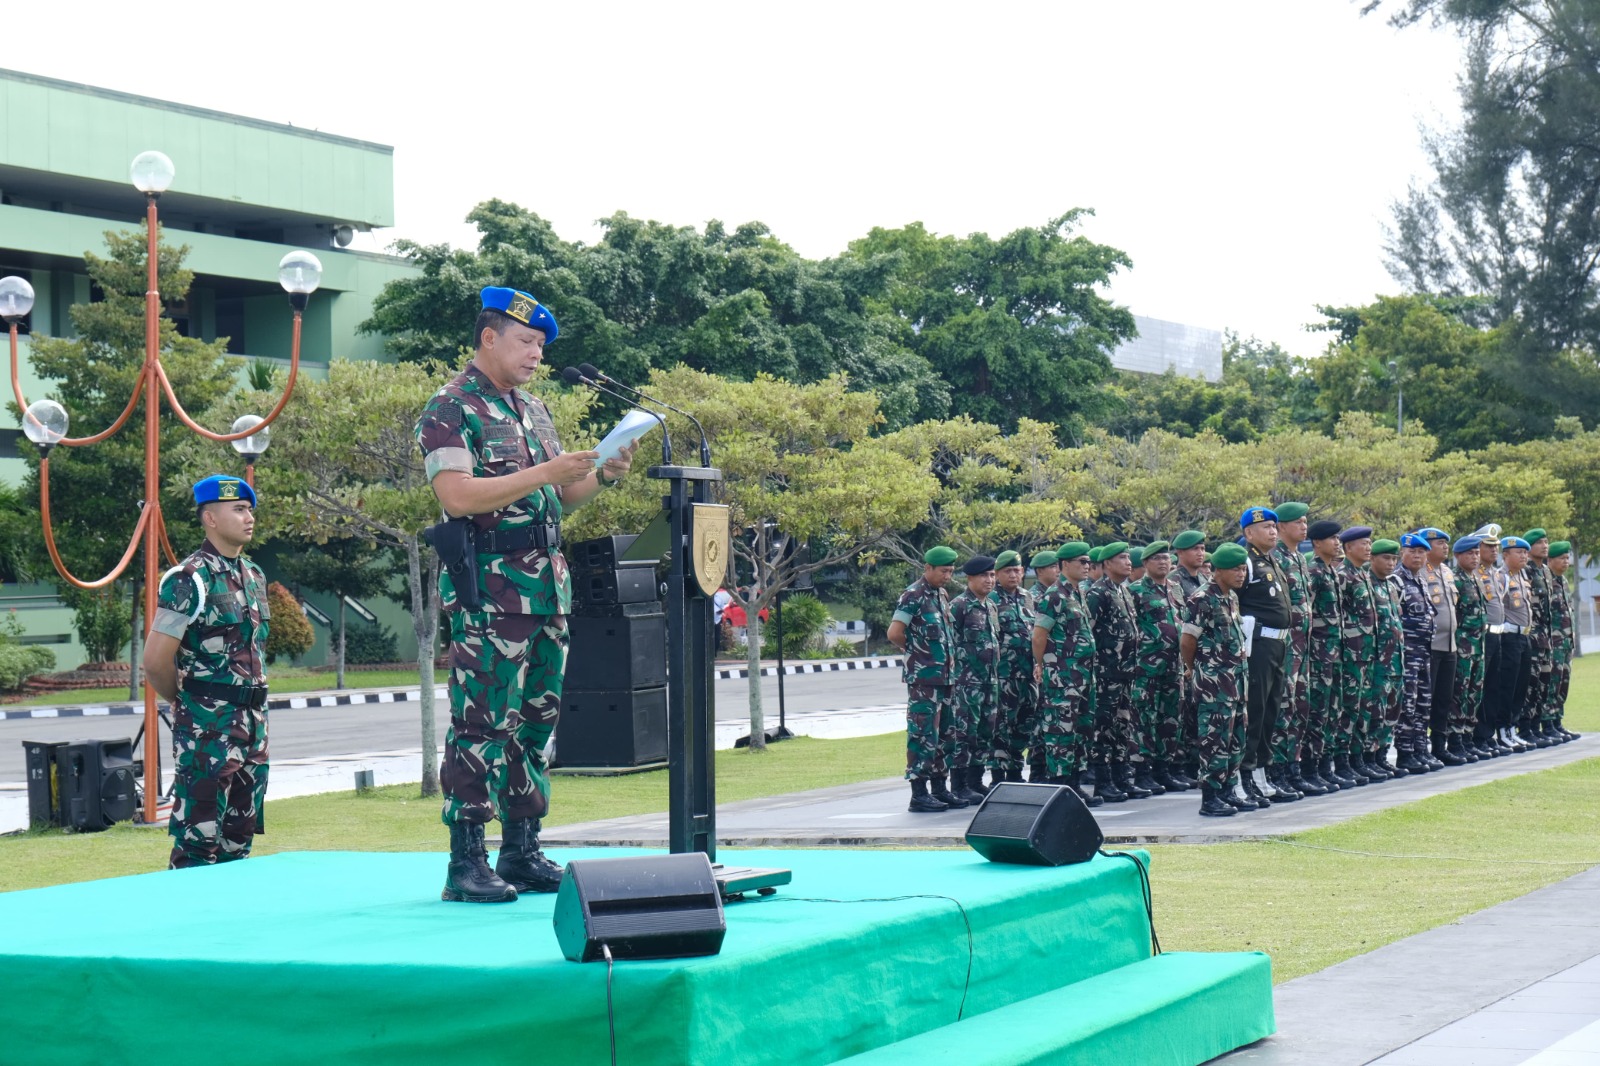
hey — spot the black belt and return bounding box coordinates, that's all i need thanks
[182,677,268,709]
[479,522,560,553]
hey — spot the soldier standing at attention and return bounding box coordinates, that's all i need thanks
[1172,531,1207,600]
[1183,542,1251,817]
[1028,550,1059,605]
[1334,527,1378,788]
[890,546,963,812]
[1032,541,1100,806]
[1521,529,1556,745]
[1496,537,1539,750]
[992,551,1036,784]
[1086,542,1147,802]
[417,287,637,903]
[1545,542,1580,741]
[1474,529,1515,754]
[1301,521,1344,794]
[1368,540,1407,778]
[1128,540,1192,793]
[144,475,271,869]
[1235,507,1298,804]
[1395,534,1441,772]
[1419,528,1460,764]
[949,556,1000,802]
[1022,550,1058,780]
[1450,536,1493,759]
[1268,503,1315,797]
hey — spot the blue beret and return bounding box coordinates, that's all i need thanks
[1240,506,1278,529]
[1501,536,1531,551]
[1338,526,1373,543]
[1419,527,1450,542]
[481,286,559,342]
[1453,536,1482,554]
[1400,533,1430,549]
[192,474,256,508]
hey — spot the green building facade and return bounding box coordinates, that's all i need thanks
[1,68,423,673]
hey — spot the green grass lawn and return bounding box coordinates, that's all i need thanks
[6,667,434,706]
[4,660,1597,987]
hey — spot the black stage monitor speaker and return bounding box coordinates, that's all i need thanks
[569,534,653,573]
[965,782,1103,866]
[574,566,660,610]
[554,687,668,767]
[55,738,138,832]
[553,852,727,962]
[21,739,68,828]
[566,613,667,691]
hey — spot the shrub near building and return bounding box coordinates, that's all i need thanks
[264,582,313,666]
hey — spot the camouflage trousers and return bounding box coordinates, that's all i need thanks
[906,682,951,780]
[1396,637,1433,755]
[1092,676,1138,766]
[1368,662,1403,752]
[1038,663,1093,779]
[441,609,568,826]
[1451,647,1485,735]
[946,680,997,770]
[1130,672,1182,764]
[1195,694,1245,792]
[1541,654,1572,723]
[1268,633,1311,765]
[1302,658,1340,765]
[168,701,269,869]
[1337,658,1374,755]
[997,674,1037,772]
[1521,642,1553,725]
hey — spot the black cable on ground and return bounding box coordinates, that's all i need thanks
[1099,849,1161,955]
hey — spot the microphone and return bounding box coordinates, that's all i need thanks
[579,363,712,468]
[561,366,671,466]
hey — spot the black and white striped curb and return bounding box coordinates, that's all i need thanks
[715,656,903,680]
[1,687,450,721]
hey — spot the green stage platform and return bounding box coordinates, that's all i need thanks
[0,849,1273,1064]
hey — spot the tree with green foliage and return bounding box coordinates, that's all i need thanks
[263,582,314,666]
[278,537,391,689]
[8,230,237,662]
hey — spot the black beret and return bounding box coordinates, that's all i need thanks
[962,555,996,576]
[1307,520,1342,542]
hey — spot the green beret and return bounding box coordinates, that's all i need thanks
[924,546,958,566]
[1524,528,1548,544]
[1371,539,1400,556]
[1100,541,1130,561]
[1128,548,1144,567]
[1172,530,1206,551]
[1057,541,1091,562]
[995,550,1022,569]
[1549,540,1571,558]
[1275,502,1309,522]
[1143,540,1170,558]
[1087,546,1105,563]
[1203,551,1214,564]
[1211,543,1247,569]
[1029,550,1058,569]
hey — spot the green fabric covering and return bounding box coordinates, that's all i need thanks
[0,847,1179,1066]
[834,951,1275,1066]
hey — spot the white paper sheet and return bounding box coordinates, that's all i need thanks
[594,408,660,467]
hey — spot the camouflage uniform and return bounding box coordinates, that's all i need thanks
[1033,582,1096,778]
[1029,578,1056,606]
[1173,563,1205,763]
[1270,543,1313,764]
[949,589,1000,772]
[151,540,271,869]
[1182,582,1247,792]
[416,364,574,828]
[892,578,954,779]
[1304,555,1343,768]
[1544,571,1575,725]
[1451,570,1488,738]
[1086,577,1140,765]
[1128,573,1184,766]
[992,585,1037,773]
[1337,560,1379,758]
[1370,572,1406,752]
[1523,561,1554,728]
[1395,564,1437,756]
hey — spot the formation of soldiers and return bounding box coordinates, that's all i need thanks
[888,507,1583,817]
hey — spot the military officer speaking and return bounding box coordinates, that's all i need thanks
[145,475,272,870]
[416,287,637,903]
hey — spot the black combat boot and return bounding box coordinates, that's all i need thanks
[1265,765,1302,801]
[1290,760,1328,796]
[1302,759,1337,793]
[930,774,970,809]
[1558,720,1581,741]
[1153,761,1189,792]
[1004,765,1025,783]
[1028,761,1050,783]
[1223,777,1259,811]
[951,767,984,804]
[1421,745,1446,770]
[1449,735,1476,763]
[1095,764,1129,803]
[1362,751,1392,780]
[1241,770,1272,806]
[495,818,565,894]
[1378,750,1407,778]
[442,821,518,903]
[1169,762,1200,790]
[1133,763,1166,796]
[1335,755,1369,786]
[1118,762,1153,799]
[1540,721,1566,744]
[908,779,948,813]
[1436,736,1465,766]
[1323,756,1354,789]
[1199,785,1236,817]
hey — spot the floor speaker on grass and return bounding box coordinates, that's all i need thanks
[965,782,1103,866]
[553,852,727,962]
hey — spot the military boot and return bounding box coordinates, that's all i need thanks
[1322,756,1354,789]
[1004,765,1025,783]
[1153,761,1189,792]
[1118,762,1153,799]
[1557,720,1582,741]
[1436,736,1465,766]
[442,821,518,903]
[1198,785,1236,817]
[495,818,565,894]
[1168,762,1199,790]
[1028,761,1050,783]
[1265,765,1302,801]
[1223,777,1259,811]
[1540,721,1567,744]
[1133,763,1166,796]
[1241,770,1272,806]
[955,767,987,804]
[970,766,996,797]
[930,774,970,809]
[908,779,948,813]
[1449,735,1477,763]
[1094,764,1129,803]
[1334,755,1368,786]
[1361,751,1392,780]
[1289,760,1327,796]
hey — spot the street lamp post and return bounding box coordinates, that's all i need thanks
[230,414,271,486]
[5,150,321,825]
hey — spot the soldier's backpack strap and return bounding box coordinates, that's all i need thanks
[161,564,208,624]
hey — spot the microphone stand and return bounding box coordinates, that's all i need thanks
[562,367,672,466]
[580,363,713,467]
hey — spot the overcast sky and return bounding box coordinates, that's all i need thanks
[10,1,1463,359]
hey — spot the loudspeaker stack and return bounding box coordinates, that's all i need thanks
[21,737,138,831]
[556,536,669,768]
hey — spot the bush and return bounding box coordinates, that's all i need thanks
[0,644,55,692]
[63,586,132,663]
[344,623,400,665]
[264,582,314,665]
[759,593,833,659]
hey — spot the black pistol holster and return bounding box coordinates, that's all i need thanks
[423,516,483,611]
